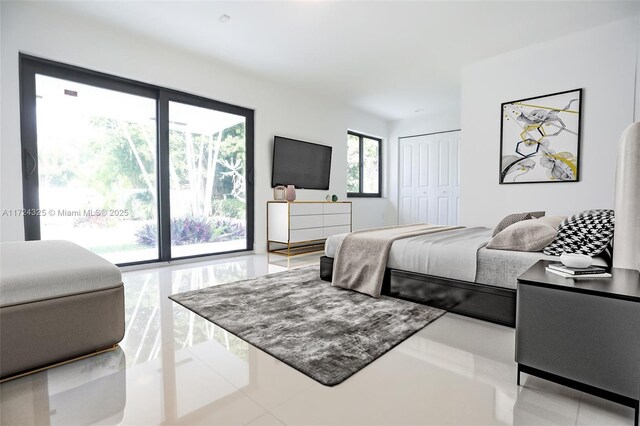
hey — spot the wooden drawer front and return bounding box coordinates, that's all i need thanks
[324,214,350,227]
[323,225,351,238]
[290,227,324,242]
[289,215,323,230]
[289,203,323,216]
[324,203,351,214]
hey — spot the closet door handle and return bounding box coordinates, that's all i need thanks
[24,149,37,179]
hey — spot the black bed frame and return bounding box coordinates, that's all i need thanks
[320,256,516,327]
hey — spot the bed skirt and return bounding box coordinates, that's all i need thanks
[320,256,516,327]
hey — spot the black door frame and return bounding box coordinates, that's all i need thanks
[19,54,255,266]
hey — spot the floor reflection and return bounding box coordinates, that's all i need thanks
[0,347,127,425]
[0,252,634,425]
[120,257,257,369]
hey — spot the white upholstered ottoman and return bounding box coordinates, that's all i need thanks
[0,240,124,381]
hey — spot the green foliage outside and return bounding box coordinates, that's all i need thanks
[347,134,379,194]
[169,121,246,219]
[41,117,247,225]
[347,134,360,193]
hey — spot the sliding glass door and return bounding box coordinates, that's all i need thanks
[33,74,159,264]
[167,100,248,258]
[20,55,254,266]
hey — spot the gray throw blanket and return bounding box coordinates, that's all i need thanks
[332,224,461,297]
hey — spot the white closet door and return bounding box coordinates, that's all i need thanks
[399,131,460,225]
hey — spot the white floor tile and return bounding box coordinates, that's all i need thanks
[245,412,285,426]
[512,375,582,425]
[0,252,630,426]
[576,392,636,426]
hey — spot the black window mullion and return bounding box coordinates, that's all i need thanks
[21,54,157,99]
[377,137,382,197]
[245,111,255,252]
[358,136,364,193]
[20,60,41,240]
[157,91,172,261]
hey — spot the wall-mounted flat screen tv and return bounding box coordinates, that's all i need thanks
[271,136,332,190]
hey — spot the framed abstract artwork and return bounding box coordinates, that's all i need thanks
[499,89,582,184]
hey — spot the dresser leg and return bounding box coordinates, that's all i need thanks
[634,400,638,426]
[517,364,521,386]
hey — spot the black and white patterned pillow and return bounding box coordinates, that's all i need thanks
[543,209,615,256]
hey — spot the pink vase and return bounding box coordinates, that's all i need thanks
[285,185,296,202]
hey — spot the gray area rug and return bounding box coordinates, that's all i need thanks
[169,265,445,386]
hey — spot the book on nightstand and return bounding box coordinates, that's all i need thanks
[545,266,611,279]
[547,263,607,275]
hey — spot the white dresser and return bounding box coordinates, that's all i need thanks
[267,201,352,255]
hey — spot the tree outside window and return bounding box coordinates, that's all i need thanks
[347,131,381,197]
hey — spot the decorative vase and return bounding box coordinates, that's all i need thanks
[285,185,296,202]
[274,185,286,201]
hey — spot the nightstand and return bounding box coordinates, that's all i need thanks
[516,260,640,426]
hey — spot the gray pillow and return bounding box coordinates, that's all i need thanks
[492,211,545,237]
[487,217,559,252]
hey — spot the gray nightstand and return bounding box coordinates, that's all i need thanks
[516,260,640,426]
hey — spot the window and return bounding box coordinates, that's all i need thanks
[19,54,254,266]
[347,131,381,197]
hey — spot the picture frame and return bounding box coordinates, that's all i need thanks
[499,88,582,184]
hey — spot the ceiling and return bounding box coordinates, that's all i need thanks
[44,1,640,121]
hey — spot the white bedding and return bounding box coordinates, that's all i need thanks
[0,240,122,307]
[325,229,606,289]
[386,227,491,282]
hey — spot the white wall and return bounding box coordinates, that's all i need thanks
[460,17,640,227]
[0,2,391,251]
[386,110,461,225]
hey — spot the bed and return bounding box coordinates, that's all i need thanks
[0,240,125,381]
[323,227,576,290]
[320,227,607,327]
[320,227,549,326]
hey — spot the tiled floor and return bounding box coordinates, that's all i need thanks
[0,253,635,425]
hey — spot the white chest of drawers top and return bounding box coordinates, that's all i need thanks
[267,201,352,248]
